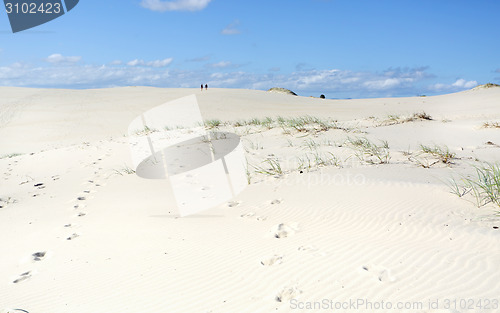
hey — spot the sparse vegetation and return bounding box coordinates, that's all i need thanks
[205,119,223,129]
[303,138,320,150]
[210,115,350,135]
[346,137,391,164]
[447,163,500,208]
[419,144,456,164]
[482,121,500,129]
[113,164,136,176]
[296,151,341,171]
[0,153,23,159]
[243,138,263,150]
[473,83,500,89]
[277,116,342,134]
[411,111,433,121]
[268,87,298,96]
[134,126,159,136]
[378,112,432,126]
[253,158,284,176]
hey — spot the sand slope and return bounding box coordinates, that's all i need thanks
[1,87,500,313]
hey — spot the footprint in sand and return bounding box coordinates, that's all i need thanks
[260,255,283,266]
[73,203,86,210]
[298,245,318,252]
[240,212,256,218]
[227,201,240,208]
[270,199,282,205]
[240,212,267,221]
[34,183,45,190]
[66,233,80,240]
[271,223,299,238]
[32,251,46,261]
[12,271,32,284]
[298,245,327,257]
[87,179,103,187]
[19,176,34,185]
[275,285,302,302]
[362,264,397,282]
[0,197,17,209]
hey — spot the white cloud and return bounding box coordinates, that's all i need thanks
[0,60,473,98]
[221,20,241,35]
[0,62,172,88]
[208,61,234,68]
[364,77,412,90]
[140,0,211,12]
[45,53,81,64]
[127,58,173,67]
[431,78,477,91]
[452,78,477,88]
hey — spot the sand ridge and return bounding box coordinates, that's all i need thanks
[1,87,500,312]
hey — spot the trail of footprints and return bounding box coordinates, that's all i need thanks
[361,264,397,283]
[231,197,310,302]
[233,197,397,303]
[12,150,112,284]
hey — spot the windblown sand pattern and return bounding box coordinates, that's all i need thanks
[1,86,500,312]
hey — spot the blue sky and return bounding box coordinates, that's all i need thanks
[0,0,499,98]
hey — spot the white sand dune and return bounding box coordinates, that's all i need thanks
[1,86,500,313]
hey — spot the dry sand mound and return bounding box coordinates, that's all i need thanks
[1,87,500,313]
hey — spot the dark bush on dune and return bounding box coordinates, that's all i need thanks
[320,94,325,99]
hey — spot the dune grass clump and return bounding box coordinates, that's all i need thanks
[447,163,500,208]
[277,116,341,134]
[482,121,500,129]
[113,164,136,176]
[346,137,390,164]
[477,83,500,89]
[419,144,456,164]
[297,151,340,171]
[410,111,433,121]
[267,87,298,96]
[205,119,223,129]
[0,153,23,159]
[225,115,347,135]
[253,158,284,176]
[133,126,159,136]
[379,112,432,126]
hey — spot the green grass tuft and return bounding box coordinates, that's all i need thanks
[346,137,390,164]
[419,144,456,164]
[447,163,500,208]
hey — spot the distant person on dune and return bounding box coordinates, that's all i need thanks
[205,84,208,90]
[201,84,203,91]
